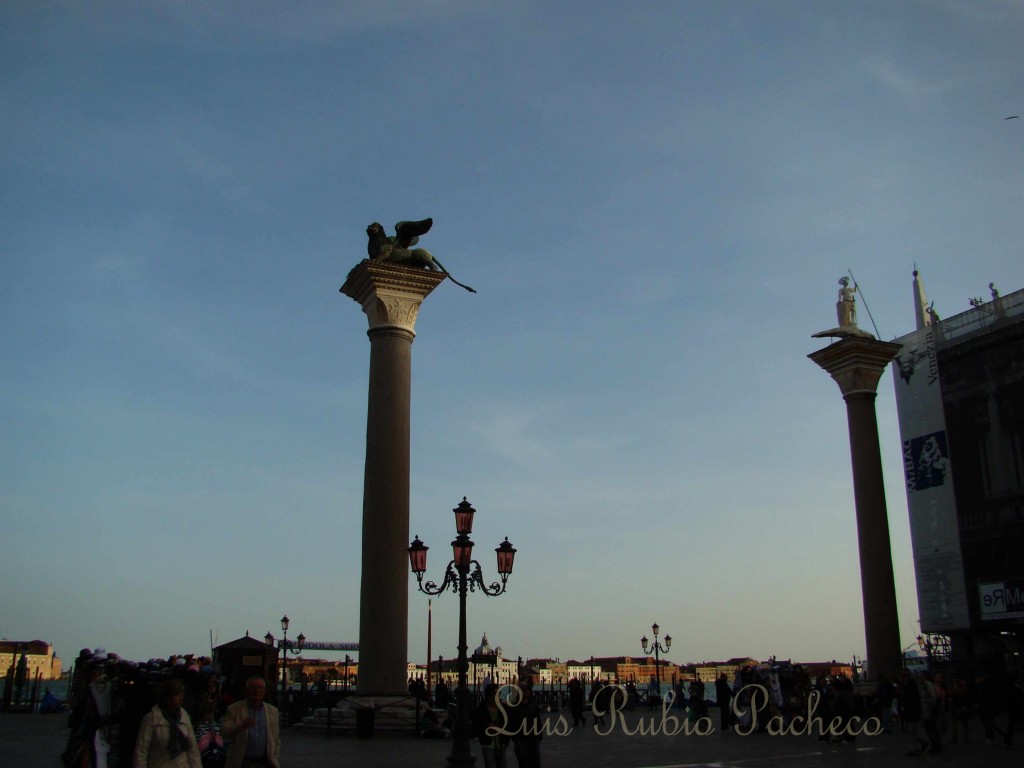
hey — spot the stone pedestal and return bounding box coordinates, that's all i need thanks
[342,260,446,695]
[809,336,904,681]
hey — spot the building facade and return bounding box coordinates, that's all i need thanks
[429,634,519,687]
[892,277,1024,669]
[0,640,62,681]
[693,658,760,683]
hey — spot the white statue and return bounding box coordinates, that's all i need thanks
[837,276,858,328]
[812,275,873,340]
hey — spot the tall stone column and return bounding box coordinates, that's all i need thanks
[809,336,904,681]
[342,260,445,695]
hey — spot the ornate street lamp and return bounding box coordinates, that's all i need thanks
[408,497,516,768]
[278,614,305,722]
[641,622,672,693]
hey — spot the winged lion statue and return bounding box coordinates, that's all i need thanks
[366,218,476,293]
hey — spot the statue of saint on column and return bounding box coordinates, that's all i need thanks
[813,276,873,340]
[837,276,858,328]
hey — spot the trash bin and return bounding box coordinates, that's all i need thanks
[355,707,375,738]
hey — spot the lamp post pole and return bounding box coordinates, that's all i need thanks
[276,615,305,725]
[408,498,517,768]
[280,616,289,705]
[641,623,672,694]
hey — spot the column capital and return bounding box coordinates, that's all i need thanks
[341,260,447,335]
[808,336,902,398]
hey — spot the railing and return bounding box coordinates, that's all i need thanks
[933,288,1024,345]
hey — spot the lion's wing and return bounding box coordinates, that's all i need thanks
[394,218,433,248]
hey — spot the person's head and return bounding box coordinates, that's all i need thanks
[158,678,186,713]
[245,676,267,707]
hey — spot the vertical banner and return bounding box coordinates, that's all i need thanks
[892,326,970,630]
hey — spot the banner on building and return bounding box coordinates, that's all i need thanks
[892,325,970,631]
[979,580,1024,621]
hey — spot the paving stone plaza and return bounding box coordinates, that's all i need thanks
[7,708,1018,768]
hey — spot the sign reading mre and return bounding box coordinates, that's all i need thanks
[979,581,1024,621]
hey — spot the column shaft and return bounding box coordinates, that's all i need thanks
[358,327,414,695]
[844,392,904,680]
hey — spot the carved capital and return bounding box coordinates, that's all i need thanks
[365,295,422,329]
[808,336,903,398]
[341,260,446,335]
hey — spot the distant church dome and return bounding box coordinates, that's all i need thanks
[474,633,493,656]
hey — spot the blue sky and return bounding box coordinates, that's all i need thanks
[2,1,1022,670]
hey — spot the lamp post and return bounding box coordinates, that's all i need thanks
[640,623,672,694]
[408,497,517,768]
[277,615,305,722]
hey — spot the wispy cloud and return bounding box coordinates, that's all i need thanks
[106,0,501,46]
[85,210,171,280]
[861,54,962,99]
[465,403,556,464]
[173,138,265,212]
[932,0,1024,27]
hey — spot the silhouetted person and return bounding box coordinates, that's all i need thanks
[568,679,585,727]
[715,675,733,732]
[471,684,509,768]
[507,683,542,768]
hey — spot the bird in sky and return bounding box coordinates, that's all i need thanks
[1006,115,1020,120]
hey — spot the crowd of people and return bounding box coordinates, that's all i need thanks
[890,668,1021,756]
[409,676,543,767]
[448,660,1022,759]
[58,646,1021,766]
[666,662,1021,753]
[61,648,279,768]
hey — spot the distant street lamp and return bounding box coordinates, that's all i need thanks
[641,623,672,692]
[408,497,516,768]
[277,615,305,722]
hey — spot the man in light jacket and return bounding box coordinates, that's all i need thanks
[222,677,280,768]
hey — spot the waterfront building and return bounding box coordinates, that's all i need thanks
[693,657,760,683]
[429,634,519,687]
[559,655,684,684]
[800,661,855,680]
[566,659,610,682]
[296,658,358,687]
[523,657,567,686]
[0,640,62,681]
